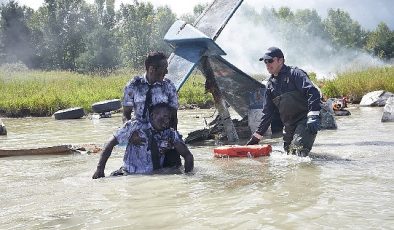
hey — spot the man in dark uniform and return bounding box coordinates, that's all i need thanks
[246,47,321,157]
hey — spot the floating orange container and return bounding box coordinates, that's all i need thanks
[213,144,272,158]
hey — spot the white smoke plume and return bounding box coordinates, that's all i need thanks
[216,1,392,78]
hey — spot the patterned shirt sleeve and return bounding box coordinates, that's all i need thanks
[122,80,134,107]
[114,120,139,145]
[165,79,179,109]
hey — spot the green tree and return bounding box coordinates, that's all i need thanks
[116,1,156,68]
[150,6,176,53]
[323,9,365,49]
[180,3,208,24]
[0,1,36,67]
[274,7,294,22]
[365,22,394,59]
[76,0,120,72]
[293,9,326,38]
[34,0,86,70]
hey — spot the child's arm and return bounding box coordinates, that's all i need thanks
[174,141,194,173]
[92,137,119,179]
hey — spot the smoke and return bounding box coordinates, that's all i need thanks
[216,1,391,79]
[245,0,394,30]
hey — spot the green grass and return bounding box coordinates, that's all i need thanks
[319,66,394,102]
[178,73,213,107]
[1,66,393,117]
[0,69,214,117]
[0,70,131,117]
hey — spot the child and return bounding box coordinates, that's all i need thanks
[92,103,193,179]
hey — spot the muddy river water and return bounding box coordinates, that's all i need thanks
[0,107,393,229]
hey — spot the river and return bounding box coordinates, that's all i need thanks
[0,106,393,229]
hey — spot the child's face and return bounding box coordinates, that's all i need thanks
[151,107,171,131]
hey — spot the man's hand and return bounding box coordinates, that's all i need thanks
[92,168,105,179]
[130,131,146,145]
[306,115,321,134]
[246,133,261,145]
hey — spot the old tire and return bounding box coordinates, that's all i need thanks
[53,107,85,120]
[92,99,122,113]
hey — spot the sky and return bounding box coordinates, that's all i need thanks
[8,0,392,30]
[13,0,213,17]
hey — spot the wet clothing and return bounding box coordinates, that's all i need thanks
[122,75,179,123]
[114,120,184,174]
[256,65,321,155]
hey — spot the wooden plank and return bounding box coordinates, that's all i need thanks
[0,145,74,157]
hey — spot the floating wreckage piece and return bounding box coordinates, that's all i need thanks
[165,0,270,142]
[0,145,74,157]
[185,116,251,144]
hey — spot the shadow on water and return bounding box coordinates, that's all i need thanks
[315,141,394,147]
[309,152,351,161]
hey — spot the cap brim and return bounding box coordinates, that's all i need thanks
[259,55,273,61]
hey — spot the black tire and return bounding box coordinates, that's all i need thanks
[91,99,122,114]
[53,107,85,120]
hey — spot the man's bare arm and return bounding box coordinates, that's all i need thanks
[92,137,118,179]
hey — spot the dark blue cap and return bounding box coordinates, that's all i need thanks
[259,47,284,61]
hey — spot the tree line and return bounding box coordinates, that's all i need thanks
[0,0,393,73]
[253,7,394,61]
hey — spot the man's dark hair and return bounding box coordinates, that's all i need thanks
[145,51,167,70]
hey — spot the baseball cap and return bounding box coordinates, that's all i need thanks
[259,47,284,61]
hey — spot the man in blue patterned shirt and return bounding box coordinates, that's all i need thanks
[92,103,194,179]
[122,51,181,167]
[122,51,178,126]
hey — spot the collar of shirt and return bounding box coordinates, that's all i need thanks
[142,73,164,86]
[271,64,289,79]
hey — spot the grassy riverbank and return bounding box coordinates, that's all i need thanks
[0,69,213,117]
[320,66,394,102]
[0,66,393,117]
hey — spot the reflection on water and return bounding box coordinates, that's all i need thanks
[0,107,393,229]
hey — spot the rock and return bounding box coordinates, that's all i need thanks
[334,110,351,116]
[360,90,394,107]
[0,118,7,135]
[320,100,337,129]
[381,96,394,122]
